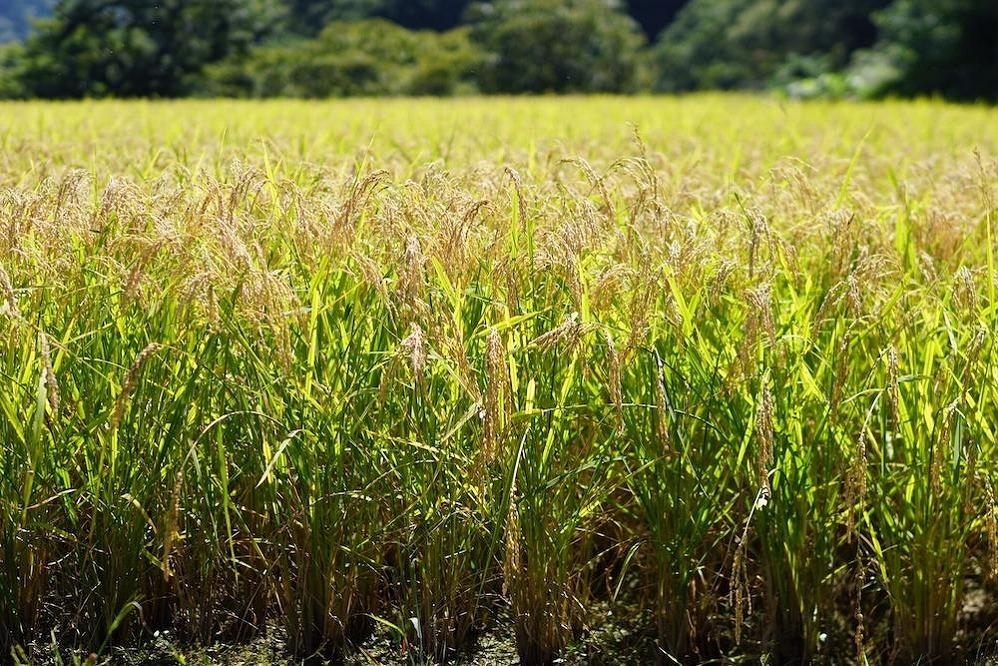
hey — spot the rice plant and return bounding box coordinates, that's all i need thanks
[0,96,995,664]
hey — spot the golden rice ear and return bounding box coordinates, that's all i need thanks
[653,351,670,454]
[0,262,17,319]
[482,326,507,465]
[39,331,59,415]
[111,342,164,431]
[932,400,959,494]
[829,331,852,421]
[953,265,979,313]
[530,311,583,354]
[401,322,427,384]
[885,344,901,428]
[845,428,869,540]
[504,166,528,236]
[755,386,775,498]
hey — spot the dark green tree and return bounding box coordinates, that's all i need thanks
[284,0,688,39]
[468,0,649,94]
[6,0,283,98]
[857,0,998,100]
[200,19,483,97]
[284,0,374,33]
[654,0,889,91]
[285,0,475,34]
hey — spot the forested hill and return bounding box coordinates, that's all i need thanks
[0,0,690,40]
[0,0,994,100]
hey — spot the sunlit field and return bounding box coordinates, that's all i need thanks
[1,96,996,664]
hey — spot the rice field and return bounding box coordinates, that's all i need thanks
[0,96,997,664]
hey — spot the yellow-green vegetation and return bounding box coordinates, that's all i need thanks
[0,96,996,664]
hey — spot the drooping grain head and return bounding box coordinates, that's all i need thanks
[886,345,901,428]
[38,331,59,415]
[932,401,959,494]
[953,266,978,314]
[504,167,528,235]
[756,386,775,497]
[111,343,164,430]
[397,235,428,324]
[483,327,510,465]
[829,332,852,421]
[532,311,584,356]
[0,261,19,320]
[845,429,869,540]
[654,352,671,453]
[402,322,427,385]
[748,283,776,350]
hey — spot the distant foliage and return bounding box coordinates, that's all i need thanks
[284,0,475,34]
[849,0,998,100]
[468,0,649,94]
[0,0,994,99]
[200,19,482,97]
[0,0,55,43]
[3,0,283,98]
[653,0,889,92]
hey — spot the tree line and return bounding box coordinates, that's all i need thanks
[0,0,994,100]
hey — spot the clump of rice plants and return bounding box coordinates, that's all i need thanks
[0,96,995,664]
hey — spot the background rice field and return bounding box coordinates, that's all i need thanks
[0,96,997,664]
